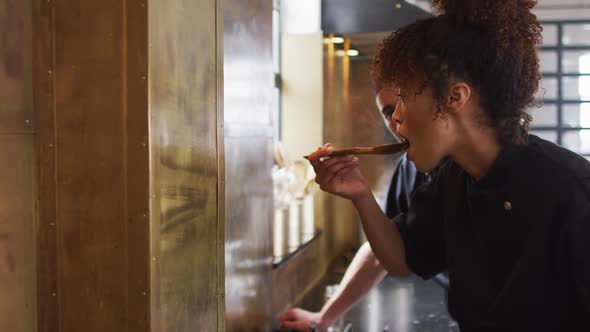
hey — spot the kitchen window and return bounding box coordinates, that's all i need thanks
[531,20,590,159]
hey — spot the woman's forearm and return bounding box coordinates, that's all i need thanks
[353,193,412,277]
[318,242,388,327]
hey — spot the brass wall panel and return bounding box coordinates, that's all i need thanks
[216,0,226,329]
[33,1,58,330]
[124,1,151,330]
[0,0,36,331]
[223,0,274,128]
[0,136,36,332]
[224,136,274,331]
[0,0,34,133]
[56,2,128,330]
[149,0,222,331]
[223,0,274,330]
[34,0,150,331]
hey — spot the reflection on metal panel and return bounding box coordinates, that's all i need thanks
[225,137,274,331]
[224,0,274,330]
[322,45,358,254]
[0,0,36,331]
[149,0,222,330]
[322,51,396,250]
[224,0,274,127]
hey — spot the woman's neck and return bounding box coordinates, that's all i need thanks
[451,126,503,181]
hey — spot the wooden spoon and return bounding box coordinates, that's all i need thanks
[303,142,409,160]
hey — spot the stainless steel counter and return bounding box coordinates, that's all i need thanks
[289,271,459,332]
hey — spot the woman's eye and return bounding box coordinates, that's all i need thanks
[382,105,396,118]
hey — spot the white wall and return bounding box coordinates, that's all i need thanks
[280,32,324,162]
[280,0,321,33]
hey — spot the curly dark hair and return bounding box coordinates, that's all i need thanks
[371,0,542,145]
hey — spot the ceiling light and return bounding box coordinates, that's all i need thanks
[347,49,359,56]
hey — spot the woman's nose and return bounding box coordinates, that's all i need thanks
[392,99,403,124]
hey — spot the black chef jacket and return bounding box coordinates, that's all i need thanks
[385,155,431,218]
[394,135,590,331]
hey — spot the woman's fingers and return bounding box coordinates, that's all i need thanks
[307,145,334,163]
[321,154,357,169]
[277,309,296,323]
[316,165,358,193]
[308,146,335,176]
[315,155,356,178]
[279,320,312,332]
[306,144,362,194]
[335,164,359,178]
[316,156,358,182]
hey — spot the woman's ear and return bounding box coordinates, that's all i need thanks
[447,82,471,113]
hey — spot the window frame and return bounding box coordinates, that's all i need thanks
[534,20,590,158]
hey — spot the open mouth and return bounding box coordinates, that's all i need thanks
[397,133,409,144]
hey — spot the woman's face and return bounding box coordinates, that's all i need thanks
[392,86,454,172]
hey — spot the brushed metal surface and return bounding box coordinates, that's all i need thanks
[149,0,223,330]
[34,1,151,331]
[223,0,274,330]
[223,0,273,127]
[34,0,222,330]
[0,1,36,331]
[216,0,226,329]
[0,136,36,332]
[225,136,274,331]
[124,1,151,330]
[33,1,58,330]
[0,0,34,134]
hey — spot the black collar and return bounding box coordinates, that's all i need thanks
[470,138,530,189]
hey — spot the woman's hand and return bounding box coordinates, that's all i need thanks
[307,144,371,202]
[277,308,325,332]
